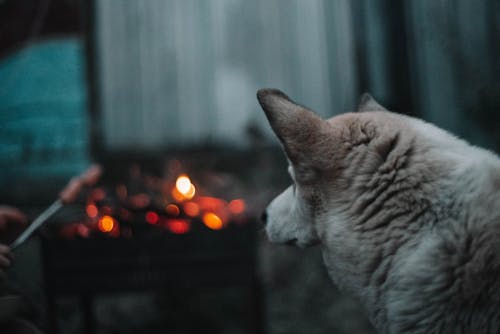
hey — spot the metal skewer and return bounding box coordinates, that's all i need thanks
[9,164,102,250]
[10,200,63,250]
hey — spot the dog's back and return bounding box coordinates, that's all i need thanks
[383,133,500,333]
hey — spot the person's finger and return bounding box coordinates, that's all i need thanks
[0,254,11,268]
[0,244,12,261]
[0,246,12,263]
[0,206,27,225]
[0,244,10,255]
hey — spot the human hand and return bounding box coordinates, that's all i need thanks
[0,206,26,277]
[0,206,27,230]
[0,244,12,275]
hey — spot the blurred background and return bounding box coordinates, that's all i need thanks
[0,0,498,333]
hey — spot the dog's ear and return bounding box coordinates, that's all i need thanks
[357,93,387,112]
[257,88,331,170]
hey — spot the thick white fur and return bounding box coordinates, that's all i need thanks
[258,89,500,333]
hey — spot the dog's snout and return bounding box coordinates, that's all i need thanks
[260,210,268,226]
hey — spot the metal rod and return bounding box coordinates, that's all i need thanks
[10,199,63,250]
[8,164,102,250]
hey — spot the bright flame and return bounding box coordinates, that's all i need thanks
[176,175,192,194]
[145,211,159,224]
[203,212,224,230]
[86,204,98,218]
[166,219,191,234]
[172,174,196,201]
[98,215,115,232]
[183,202,200,217]
[165,204,180,216]
[228,199,246,215]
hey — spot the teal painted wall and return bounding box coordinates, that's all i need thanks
[0,38,90,203]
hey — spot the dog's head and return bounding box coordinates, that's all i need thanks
[257,88,441,307]
[257,88,417,249]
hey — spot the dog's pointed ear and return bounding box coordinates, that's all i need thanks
[357,93,387,112]
[257,88,329,167]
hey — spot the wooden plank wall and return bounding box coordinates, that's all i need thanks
[345,0,499,151]
[93,0,358,151]
[405,0,500,150]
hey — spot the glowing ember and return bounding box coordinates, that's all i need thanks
[228,199,246,215]
[183,202,200,217]
[203,212,223,230]
[197,196,226,212]
[166,219,191,234]
[91,188,106,201]
[116,184,127,200]
[77,224,90,237]
[165,204,180,216]
[86,204,99,218]
[172,174,196,201]
[98,215,115,232]
[56,163,250,239]
[102,206,113,215]
[129,193,151,209]
[145,211,159,224]
[176,175,192,194]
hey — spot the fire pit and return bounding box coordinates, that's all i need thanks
[41,157,264,334]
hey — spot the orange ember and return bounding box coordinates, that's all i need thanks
[183,202,200,217]
[86,204,98,218]
[116,184,128,200]
[129,193,151,209]
[77,224,90,237]
[91,188,106,201]
[102,206,113,215]
[203,212,224,230]
[165,204,180,216]
[228,199,245,215]
[98,215,115,232]
[197,196,226,212]
[166,219,191,234]
[172,174,196,201]
[145,211,159,224]
[78,167,245,237]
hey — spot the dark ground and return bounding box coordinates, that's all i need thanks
[259,238,375,334]
[6,233,375,334]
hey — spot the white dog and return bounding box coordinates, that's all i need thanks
[257,88,500,334]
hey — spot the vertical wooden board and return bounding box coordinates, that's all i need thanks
[93,0,358,150]
[405,0,462,132]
